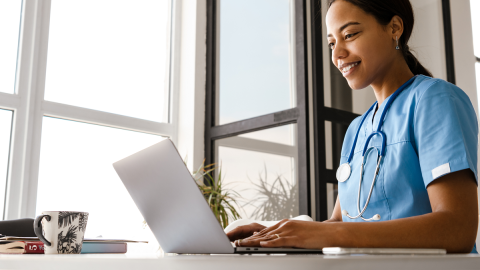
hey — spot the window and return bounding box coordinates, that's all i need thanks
[216,125,298,220]
[0,1,22,94]
[44,0,171,122]
[217,0,295,125]
[0,0,22,219]
[206,0,310,221]
[1,0,178,253]
[36,118,164,253]
[471,0,480,106]
[0,110,13,219]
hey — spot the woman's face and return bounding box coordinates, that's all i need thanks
[326,0,396,90]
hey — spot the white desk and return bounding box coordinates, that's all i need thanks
[1,253,479,270]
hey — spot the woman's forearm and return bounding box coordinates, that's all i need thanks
[327,170,478,253]
[329,211,477,253]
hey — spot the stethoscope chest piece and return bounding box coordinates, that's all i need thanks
[336,163,351,182]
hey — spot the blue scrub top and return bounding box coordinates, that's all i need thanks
[338,75,478,253]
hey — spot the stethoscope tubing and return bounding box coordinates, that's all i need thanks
[342,76,417,221]
[346,76,417,164]
[343,148,383,221]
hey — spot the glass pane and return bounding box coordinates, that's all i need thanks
[324,121,333,170]
[239,125,295,146]
[36,117,164,253]
[325,120,347,187]
[44,0,171,123]
[0,1,22,94]
[215,124,298,221]
[326,183,337,219]
[217,0,295,125]
[0,109,13,219]
[471,0,480,57]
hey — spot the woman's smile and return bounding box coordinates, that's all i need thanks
[340,61,361,77]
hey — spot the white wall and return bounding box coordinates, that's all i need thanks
[449,0,480,248]
[410,0,448,80]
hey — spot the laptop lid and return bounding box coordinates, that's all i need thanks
[113,139,234,254]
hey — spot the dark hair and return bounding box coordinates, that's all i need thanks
[327,0,433,77]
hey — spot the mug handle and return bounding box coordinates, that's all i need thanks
[33,215,52,246]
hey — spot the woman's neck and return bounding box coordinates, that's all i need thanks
[371,59,415,106]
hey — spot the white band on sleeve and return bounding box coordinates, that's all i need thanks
[432,163,451,180]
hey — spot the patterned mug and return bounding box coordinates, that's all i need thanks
[34,211,89,254]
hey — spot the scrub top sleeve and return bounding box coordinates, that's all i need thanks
[414,81,478,187]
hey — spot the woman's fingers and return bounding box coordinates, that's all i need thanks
[245,219,289,238]
[235,233,279,247]
[226,223,267,241]
[237,234,296,248]
[234,220,325,249]
[260,236,295,248]
[226,226,248,241]
[234,219,294,247]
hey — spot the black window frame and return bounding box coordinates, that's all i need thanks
[205,0,312,216]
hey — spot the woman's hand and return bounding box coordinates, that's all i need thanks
[226,223,266,242]
[234,219,333,249]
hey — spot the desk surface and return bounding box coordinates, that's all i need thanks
[1,253,480,270]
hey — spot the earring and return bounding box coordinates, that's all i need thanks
[395,36,399,50]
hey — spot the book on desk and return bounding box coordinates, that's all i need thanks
[0,237,147,254]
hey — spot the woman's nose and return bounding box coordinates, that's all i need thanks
[332,43,348,68]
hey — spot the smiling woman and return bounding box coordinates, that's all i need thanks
[227,0,479,254]
[326,0,432,97]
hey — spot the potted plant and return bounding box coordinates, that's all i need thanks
[192,161,242,229]
[247,166,298,221]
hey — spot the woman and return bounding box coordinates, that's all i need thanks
[227,0,479,253]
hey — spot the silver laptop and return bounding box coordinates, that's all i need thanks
[112,139,322,254]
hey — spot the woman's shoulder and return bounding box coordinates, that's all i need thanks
[409,75,470,102]
[409,75,478,134]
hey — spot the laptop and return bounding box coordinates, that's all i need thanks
[112,139,322,254]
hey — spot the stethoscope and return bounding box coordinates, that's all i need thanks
[336,76,417,221]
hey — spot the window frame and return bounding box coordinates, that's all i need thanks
[2,0,180,220]
[205,0,312,216]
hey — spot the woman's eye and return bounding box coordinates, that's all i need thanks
[345,32,358,39]
[329,43,335,50]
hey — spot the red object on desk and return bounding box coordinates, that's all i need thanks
[0,241,44,254]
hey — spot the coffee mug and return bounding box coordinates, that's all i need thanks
[33,211,89,254]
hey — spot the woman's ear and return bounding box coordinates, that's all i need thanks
[390,15,404,39]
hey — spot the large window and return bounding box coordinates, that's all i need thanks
[206,0,310,221]
[0,0,177,253]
